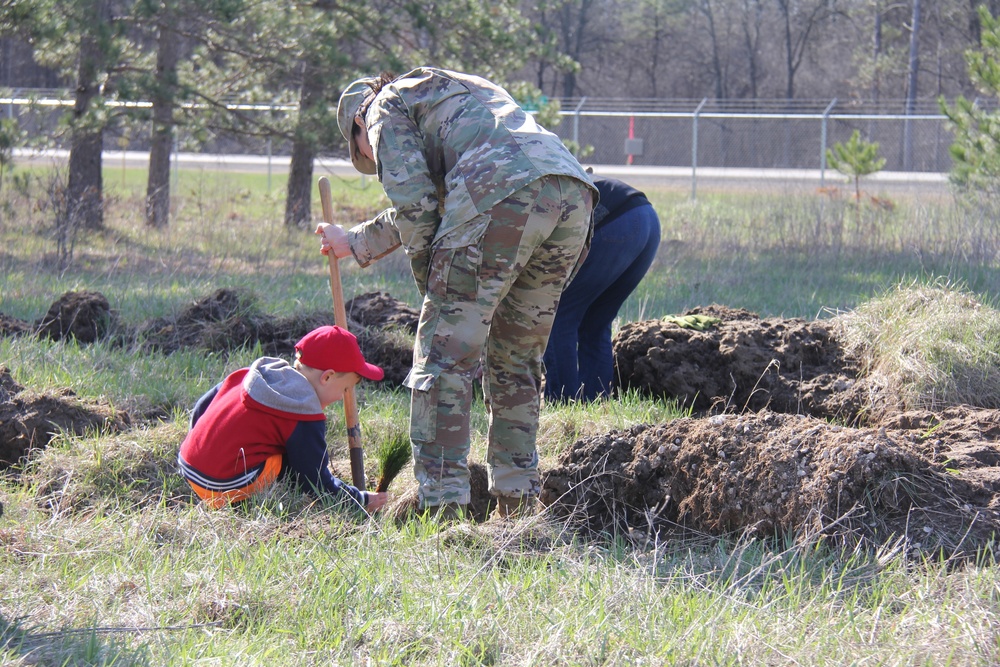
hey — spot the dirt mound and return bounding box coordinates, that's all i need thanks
[613,305,870,424]
[541,408,1000,555]
[135,287,305,355]
[0,312,32,337]
[0,289,419,468]
[0,288,416,388]
[35,290,117,343]
[0,366,132,468]
[134,288,416,386]
[345,292,419,386]
[346,291,419,334]
[0,290,117,342]
[7,291,1000,553]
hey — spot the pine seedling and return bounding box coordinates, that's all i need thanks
[373,430,412,493]
[826,130,887,208]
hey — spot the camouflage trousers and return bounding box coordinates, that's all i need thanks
[405,175,593,508]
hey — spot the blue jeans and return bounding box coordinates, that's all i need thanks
[543,203,661,402]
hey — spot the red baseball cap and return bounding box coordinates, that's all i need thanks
[294,325,385,381]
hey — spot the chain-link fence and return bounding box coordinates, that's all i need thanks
[1,90,298,156]
[2,91,979,182]
[552,98,960,175]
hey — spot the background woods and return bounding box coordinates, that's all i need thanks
[3,0,1000,230]
[6,0,998,119]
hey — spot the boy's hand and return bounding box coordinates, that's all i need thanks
[315,222,352,259]
[366,491,388,512]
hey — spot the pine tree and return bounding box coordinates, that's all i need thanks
[941,5,1000,206]
[826,129,886,205]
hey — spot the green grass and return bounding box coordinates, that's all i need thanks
[2,165,1000,664]
[626,189,1000,320]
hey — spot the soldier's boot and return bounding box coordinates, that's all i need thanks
[423,502,468,522]
[492,495,538,521]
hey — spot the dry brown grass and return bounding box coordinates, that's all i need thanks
[833,278,1000,411]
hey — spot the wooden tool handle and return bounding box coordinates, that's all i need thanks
[318,177,366,490]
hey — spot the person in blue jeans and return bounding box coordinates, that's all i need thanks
[543,175,661,402]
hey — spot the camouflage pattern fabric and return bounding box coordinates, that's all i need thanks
[345,67,597,275]
[407,175,592,507]
[339,67,597,508]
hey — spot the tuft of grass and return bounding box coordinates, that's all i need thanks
[24,417,192,515]
[833,277,1000,410]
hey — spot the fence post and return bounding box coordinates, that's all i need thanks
[692,98,707,201]
[572,97,586,155]
[820,98,837,187]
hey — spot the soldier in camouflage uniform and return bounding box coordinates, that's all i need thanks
[317,67,596,518]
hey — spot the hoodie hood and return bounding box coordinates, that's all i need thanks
[243,357,323,416]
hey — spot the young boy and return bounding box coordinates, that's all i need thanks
[178,325,387,511]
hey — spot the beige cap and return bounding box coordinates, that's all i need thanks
[337,78,378,175]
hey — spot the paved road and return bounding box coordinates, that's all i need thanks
[14,148,950,199]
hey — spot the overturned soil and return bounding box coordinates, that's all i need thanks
[540,305,1000,555]
[4,292,1000,554]
[612,304,869,423]
[0,289,418,468]
[0,366,132,467]
[540,408,1000,555]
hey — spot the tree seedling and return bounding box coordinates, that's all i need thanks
[827,129,887,210]
[373,430,412,493]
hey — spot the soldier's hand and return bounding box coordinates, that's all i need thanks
[315,222,352,259]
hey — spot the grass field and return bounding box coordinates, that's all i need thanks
[1,164,999,665]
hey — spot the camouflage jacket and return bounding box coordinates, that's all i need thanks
[346,67,595,271]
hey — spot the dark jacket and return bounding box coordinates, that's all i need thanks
[592,176,651,229]
[178,357,367,505]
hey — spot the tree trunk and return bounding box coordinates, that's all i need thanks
[873,1,882,102]
[701,0,726,99]
[284,60,324,227]
[780,0,795,100]
[905,0,921,112]
[286,135,316,227]
[558,0,594,98]
[146,13,180,228]
[561,69,578,98]
[903,0,921,169]
[741,0,762,99]
[67,32,104,231]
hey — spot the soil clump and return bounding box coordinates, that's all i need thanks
[0,289,418,464]
[612,304,870,424]
[540,408,1000,555]
[0,365,132,468]
[0,288,417,388]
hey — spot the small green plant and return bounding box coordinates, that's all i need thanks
[826,130,887,206]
